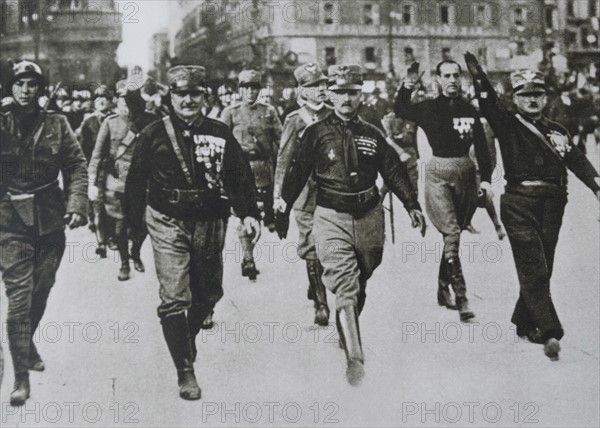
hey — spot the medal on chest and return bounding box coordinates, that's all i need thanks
[192,134,226,189]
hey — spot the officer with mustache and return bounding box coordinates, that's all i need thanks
[274,63,332,327]
[465,53,600,361]
[276,65,425,386]
[126,65,260,400]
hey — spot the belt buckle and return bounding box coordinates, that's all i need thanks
[358,191,367,204]
[169,189,180,203]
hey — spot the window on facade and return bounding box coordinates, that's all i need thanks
[365,47,376,63]
[402,4,414,25]
[590,0,599,17]
[324,3,335,24]
[442,47,451,61]
[477,47,487,65]
[325,47,336,65]
[363,4,373,24]
[566,31,577,47]
[567,1,575,17]
[440,5,449,24]
[545,6,555,29]
[514,7,525,26]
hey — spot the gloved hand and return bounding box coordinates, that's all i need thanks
[409,209,427,237]
[274,210,290,240]
[464,52,484,79]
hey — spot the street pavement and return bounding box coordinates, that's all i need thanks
[1,139,599,427]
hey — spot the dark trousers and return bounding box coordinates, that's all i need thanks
[112,217,147,263]
[0,229,66,374]
[501,187,567,341]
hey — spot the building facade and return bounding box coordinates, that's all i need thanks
[1,0,122,91]
[169,1,599,80]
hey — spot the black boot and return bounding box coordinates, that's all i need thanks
[447,257,474,321]
[306,260,330,326]
[131,237,145,272]
[437,256,456,310]
[357,279,367,316]
[7,320,32,406]
[117,237,131,281]
[94,211,108,258]
[161,312,201,400]
[10,373,30,407]
[240,232,259,280]
[28,341,45,372]
[337,306,365,386]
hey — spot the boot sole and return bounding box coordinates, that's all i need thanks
[544,339,560,361]
[179,389,202,400]
[29,361,45,372]
[346,361,365,386]
[459,312,475,321]
[10,391,30,406]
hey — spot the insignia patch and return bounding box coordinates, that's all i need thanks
[453,118,475,139]
[328,149,336,160]
[547,130,571,158]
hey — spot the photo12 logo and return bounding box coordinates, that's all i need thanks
[402,401,540,424]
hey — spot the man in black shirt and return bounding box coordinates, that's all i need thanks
[126,65,261,399]
[276,65,426,386]
[465,53,600,361]
[395,61,493,321]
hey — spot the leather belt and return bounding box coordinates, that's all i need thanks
[153,185,207,204]
[318,185,379,213]
[7,179,59,195]
[520,177,566,187]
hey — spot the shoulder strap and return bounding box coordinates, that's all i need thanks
[515,114,564,162]
[162,116,193,185]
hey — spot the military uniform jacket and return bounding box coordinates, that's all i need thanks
[475,76,600,193]
[78,111,109,163]
[88,112,158,194]
[125,113,260,223]
[0,106,88,236]
[280,113,420,214]
[220,101,283,159]
[274,104,331,212]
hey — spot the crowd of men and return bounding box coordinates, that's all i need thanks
[1,52,599,406]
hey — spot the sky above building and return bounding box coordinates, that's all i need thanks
[116,0,170,69]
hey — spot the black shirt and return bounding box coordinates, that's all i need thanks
[126,113,260,222]
[395,87,492,183]
[474,76,599,192]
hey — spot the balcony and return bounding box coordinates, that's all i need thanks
[268,22,504,39]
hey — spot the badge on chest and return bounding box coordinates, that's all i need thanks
[453,118,475,139]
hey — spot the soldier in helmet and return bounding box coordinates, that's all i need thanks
[125,65,260,400]
[1,60,88,405]
[220,70,283,280]
[274,63,332,326]
[88,81,158,281]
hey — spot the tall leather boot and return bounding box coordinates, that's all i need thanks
[437,256,456,310]
[337,306,365,386]
[239,232,259,280]
[130,237,145,273]
[447,256,474,321]
[29,301,48,372]
[94,210,108,258]
[116,235,130,281]
[161,312,201,400]
[357,279,367,316]
[7,320,32,406]
[306,260,330,326]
